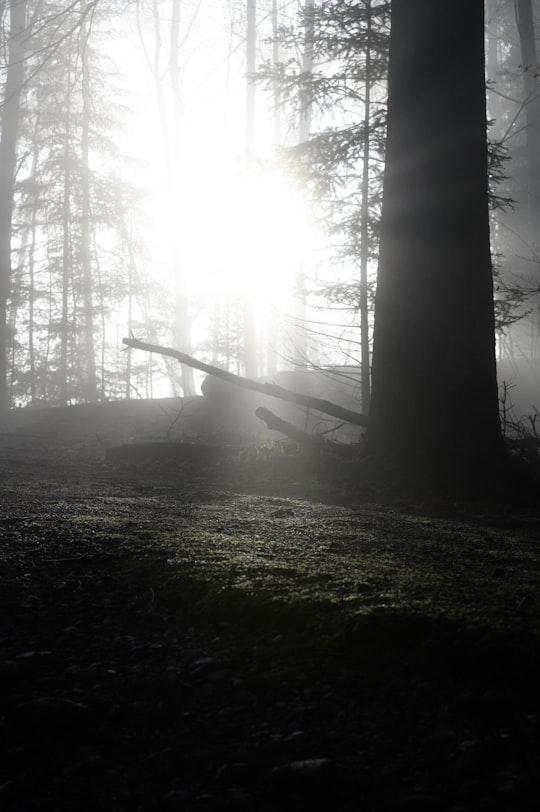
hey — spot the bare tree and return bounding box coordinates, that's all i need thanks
[0,0,27,412]
[79,0,98,401]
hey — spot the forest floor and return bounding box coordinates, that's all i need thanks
[0,399,539,811]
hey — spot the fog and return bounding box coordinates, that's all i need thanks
[0,0,538,432]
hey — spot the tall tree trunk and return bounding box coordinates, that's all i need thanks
[243,0,259,379]
[169,0,195,395]
[291,0,314,368]
[265,0,281,377]
[359,0,372,413]
[8,133,39,404]
[516,0,540,225]
[0,0,26,413]
[80,0,98,402]
[367,0,505,489]
[125,216,136,399]
[515,0,540,360]
[271,0,282,144]
[144,0,195,395]
[27,162,39,405]
[60,76,73,407]
[21,116,44,407]
[485,0,504,120]
[245,0,256,160]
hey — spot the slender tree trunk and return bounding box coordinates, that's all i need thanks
[367,0,505,489]
[150,0,172,169]
[298,0,313,145]
[515,0,540,360]
[485,0,503,120]
[28,175,38,404]
[271,0,282,144]
[169,0,195,395]
[291,0,314,368]
[359,0,372,413]
[243,0,259,379]
[265,0,281,377]
[8,137,39,404]
[245,0,256,160]
[0,0,26,413]
[60,77,73,406]
[80,0,98,402]
[21,122,43,406]
[516,0,540,224]
[7,227,24,403]
[144,0,195,395]
[125,217,135,399]
[93,245,107,397]
[211,296,220,366]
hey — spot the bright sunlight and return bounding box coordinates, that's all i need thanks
[121,0,316,382]
[179,167,312,299]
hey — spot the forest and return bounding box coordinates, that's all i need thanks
[0,0,539,489]
[0,0,539,484]
[0,2,539,811]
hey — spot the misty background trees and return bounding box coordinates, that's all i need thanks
[0,0,539,437]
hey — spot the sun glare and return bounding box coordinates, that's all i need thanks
[121,4,317,365]
[180,167,311,302]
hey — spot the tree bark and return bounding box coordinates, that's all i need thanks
[60,65,73,407]
[169,0,195,396]
[123,336,368,427]
[243,0,259,379]
[0,0,27,412]
[359,0,372,412]
[367,0,505,487]
[290,0,314,367]
[80,0,98,402]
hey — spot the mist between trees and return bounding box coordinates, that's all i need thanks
[0,1,538,433]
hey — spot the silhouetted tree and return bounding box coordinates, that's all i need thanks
[367,0,506,489]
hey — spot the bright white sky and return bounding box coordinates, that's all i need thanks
[121,0,314,316]
[104,0,367,401]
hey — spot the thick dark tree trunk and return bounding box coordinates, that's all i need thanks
[367,0,505,488]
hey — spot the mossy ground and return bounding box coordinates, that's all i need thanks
[0,403,539,810]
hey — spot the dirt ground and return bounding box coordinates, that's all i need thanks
[0,400,539,811]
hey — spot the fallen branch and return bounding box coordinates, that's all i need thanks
[255,407,359,458]
[123,337,368,427]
